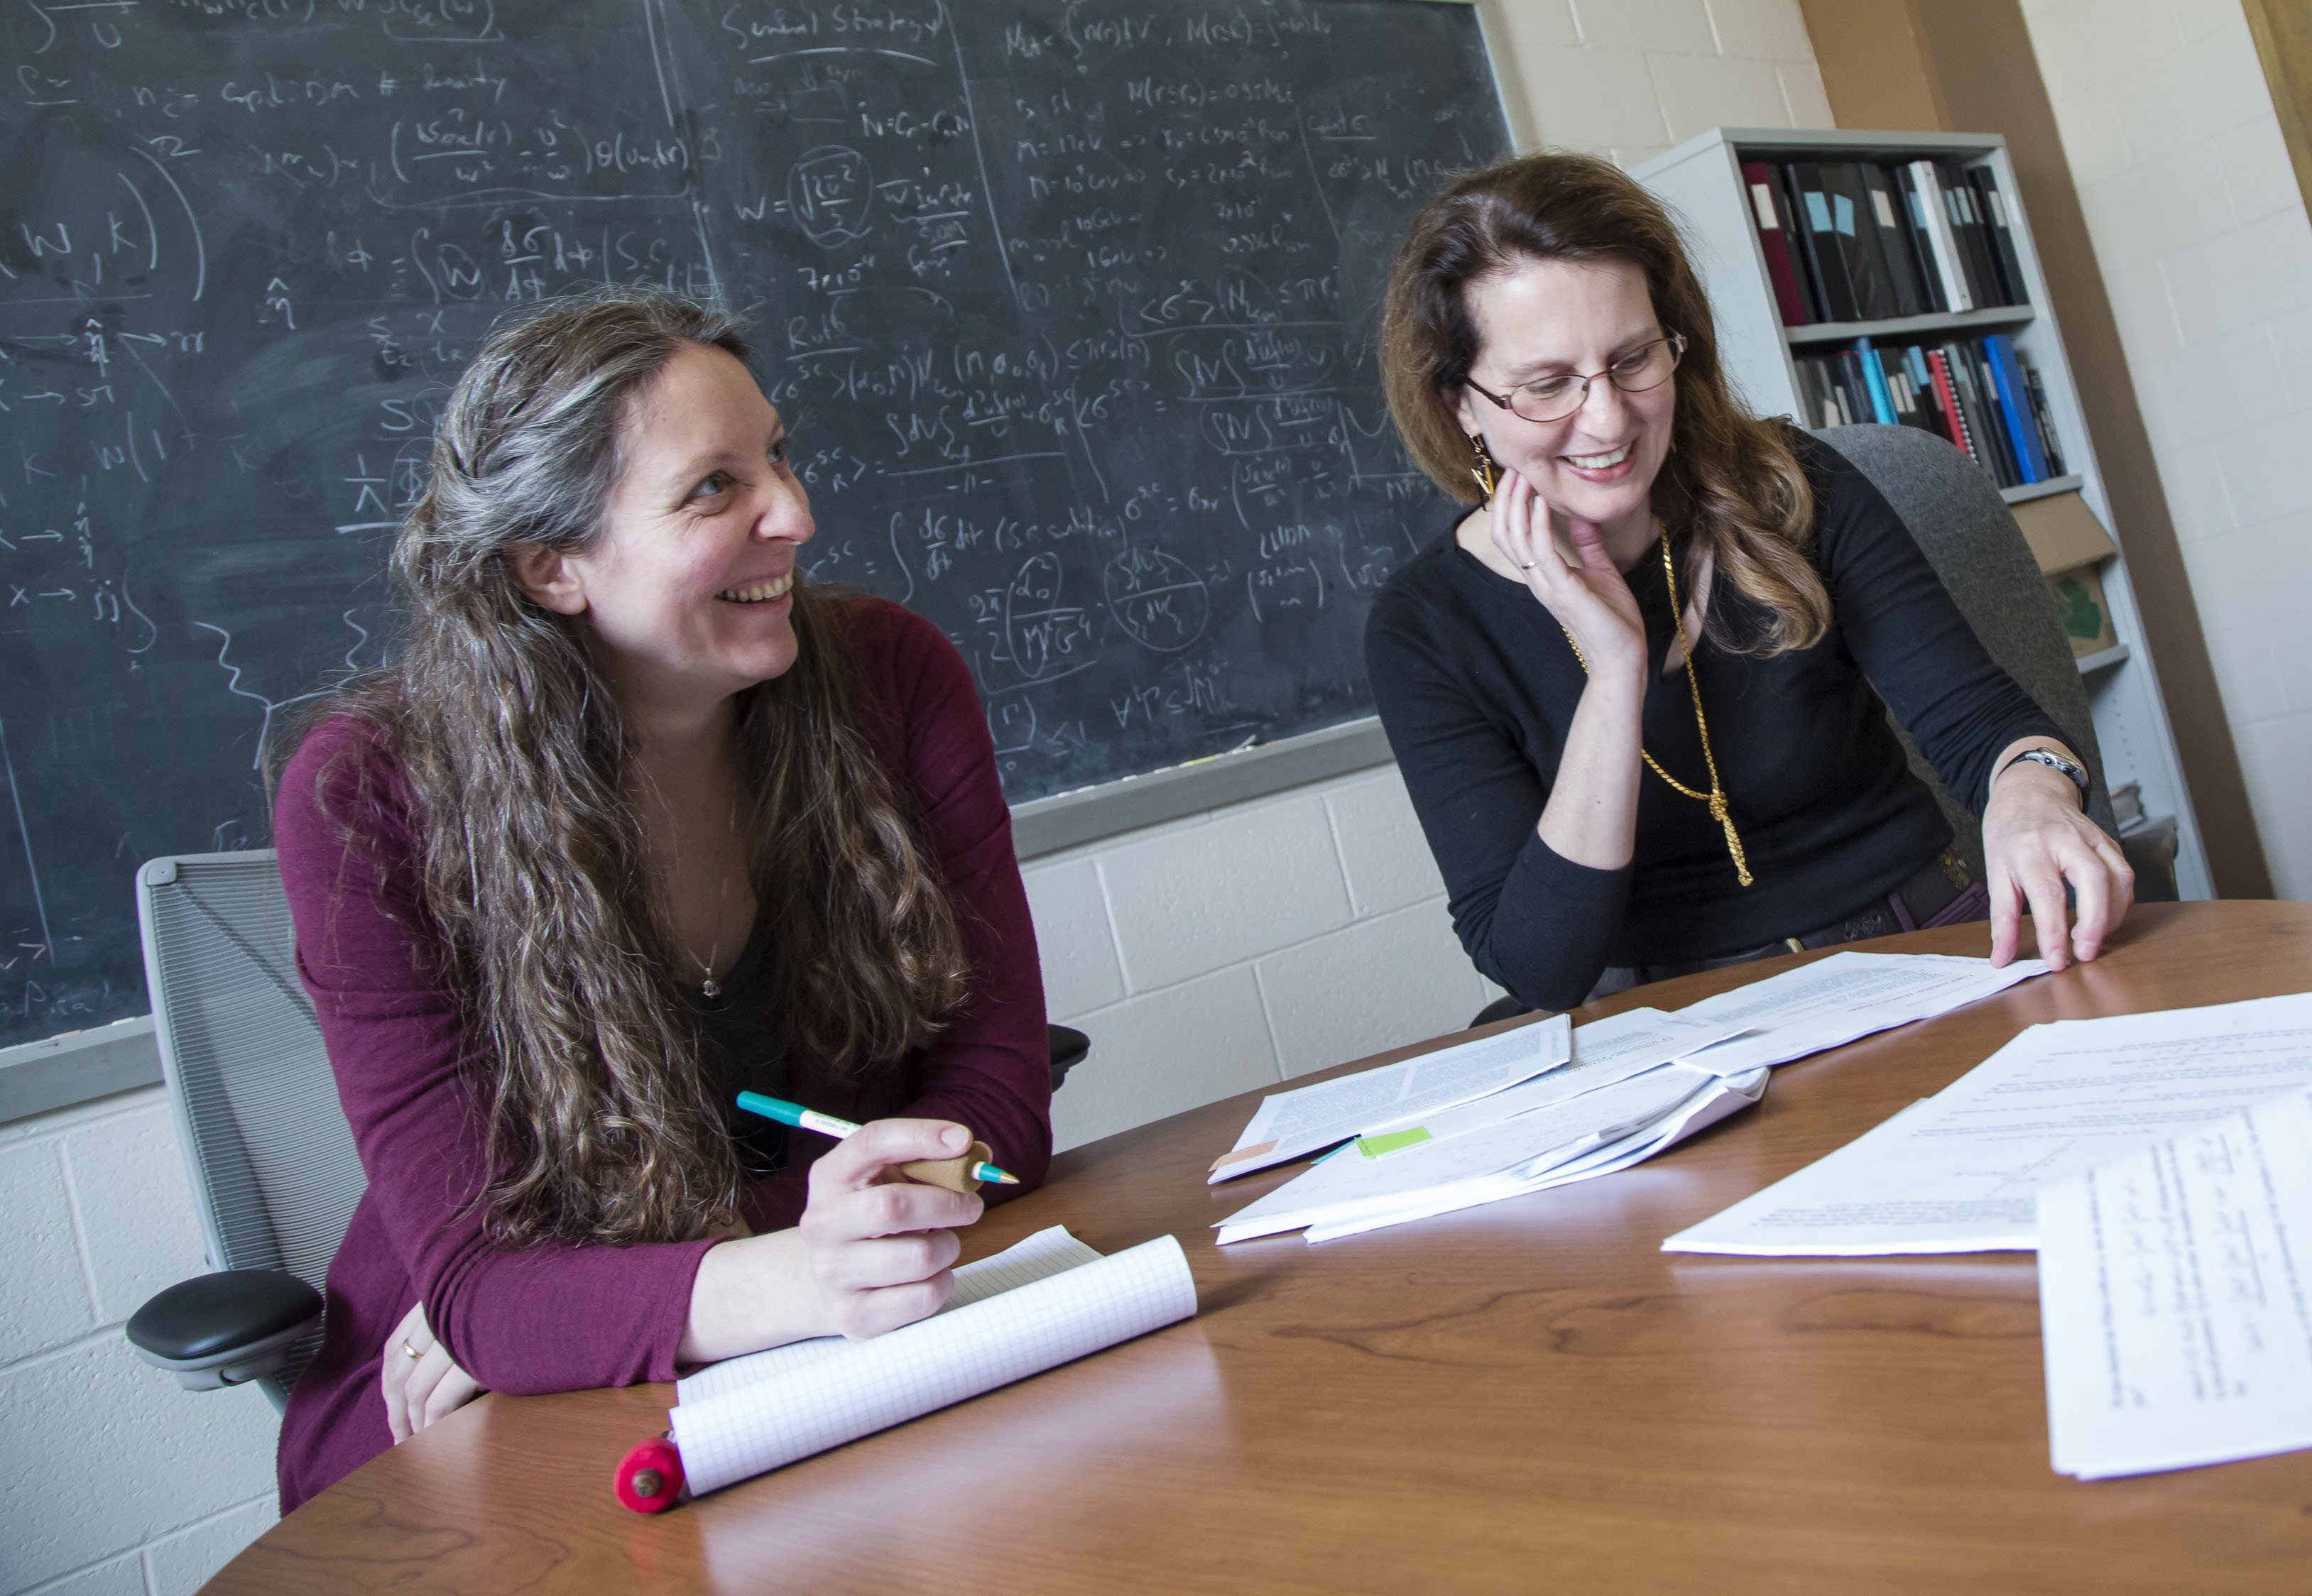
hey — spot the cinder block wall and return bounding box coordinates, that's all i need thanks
[1037,767,1500,1152]
[1,1092,278,1594]
[0,4,1836,1589]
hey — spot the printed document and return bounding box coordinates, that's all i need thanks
[1361,1007,1746,1144]
[1216,1062,1763,1244]
[1664,992,2312,1256]
[2038,1086,2312,1480]
[1208,1015,1572,1182]
[1673,951,2047,1076]
[1297,1068,1770,1244]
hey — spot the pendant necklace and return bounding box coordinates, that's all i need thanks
[1558,524,1754,887]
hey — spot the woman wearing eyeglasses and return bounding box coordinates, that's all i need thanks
[1366,152,2132,1013]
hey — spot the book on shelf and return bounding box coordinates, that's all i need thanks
[1795,333,2066,491]
[1744,157,2029,326]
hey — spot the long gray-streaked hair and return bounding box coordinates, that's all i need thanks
[308,286,969,1247]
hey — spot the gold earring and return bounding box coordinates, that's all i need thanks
[1468,432,1498,502]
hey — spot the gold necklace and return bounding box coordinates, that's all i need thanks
[1558,528,1753,887]
[692,866,730,1000]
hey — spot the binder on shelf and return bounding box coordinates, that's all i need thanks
[1892,165,1951,315]
[1945,165,2005,308]
[1820,163,1894,321]
[1775,165,1831,322]
[1985,334,2047,483]
[1905,160,1973,312]
[1949,341,2018,485]
[1858,165,1926,319]
[2024,364,2067,476]
[1853,337,1898,425]
[1742,160,1814,327]
[1924,349,1978,461]
[1788,163,1860,322]
[1970,168,2029,305]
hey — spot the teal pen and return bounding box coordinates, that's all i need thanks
[735,1091,1020,1185]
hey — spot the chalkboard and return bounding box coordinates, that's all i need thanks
[0,0,1510,1051]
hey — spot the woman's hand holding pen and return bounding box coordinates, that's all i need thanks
[680,1118,983,1362]
[797,1119,983,1339]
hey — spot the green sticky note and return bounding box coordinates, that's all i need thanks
[1357,1127,1432,1158]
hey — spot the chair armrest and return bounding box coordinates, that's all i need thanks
[1048,1024,1091,1092]
[125,1270,323,1392]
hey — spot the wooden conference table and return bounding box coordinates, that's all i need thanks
[212,902,2312,1594]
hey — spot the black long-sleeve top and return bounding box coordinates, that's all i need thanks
[1365,433,2063,1012]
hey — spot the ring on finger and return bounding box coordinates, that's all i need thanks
[402,1338,425,1361]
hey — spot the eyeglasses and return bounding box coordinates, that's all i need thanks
[1465,332,1686,425]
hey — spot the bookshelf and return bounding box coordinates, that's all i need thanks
[1635,126,2210,902]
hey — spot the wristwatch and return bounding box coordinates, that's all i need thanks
[2000,747,2090,809]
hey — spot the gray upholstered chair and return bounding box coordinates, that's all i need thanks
[1815,424,2120,873]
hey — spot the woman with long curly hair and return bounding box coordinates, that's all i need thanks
[1368,152,2131,1013]
[271,286,1049,1509]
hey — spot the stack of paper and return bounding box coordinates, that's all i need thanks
[2038,1086,2312,1480]
[1207,953,2050,1247]
[669,1227,1195,1495]
[1216,1061,1768,1244]
[1208,1015,1577,1182]
[1663,993,2312,1257]
[1671,950,2047,1076]
[1211,1005,1760,1244]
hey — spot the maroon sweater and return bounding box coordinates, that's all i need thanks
[271,598,1050,1513]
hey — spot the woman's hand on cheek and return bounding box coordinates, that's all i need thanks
[1982,761,2134,970]
[1488,468,1647,681]
[797,1118,983,1341]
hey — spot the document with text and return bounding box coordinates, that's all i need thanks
[1216,1061,1765,1245]
[1664,992,2312,1256]
[2039,1086,2312,1480]
[1672,951,2049,1077]
[1207,1015,1574,1182]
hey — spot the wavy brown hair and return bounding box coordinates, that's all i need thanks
[1380,151,1832,654]
[312,287,969,1247]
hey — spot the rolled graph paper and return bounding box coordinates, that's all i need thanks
[674,1224,1104,1406]
[659,1232,1197,1500]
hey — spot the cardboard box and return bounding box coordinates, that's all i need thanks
[2045,565,2117,657]
[2011,493,2120,658]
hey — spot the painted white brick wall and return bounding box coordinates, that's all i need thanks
[0,1091,279,1595]
[1490,0,1833,168]
[0,3,1832,1587]
[1042,767,1499,1151]
[2018,0,2312,897]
